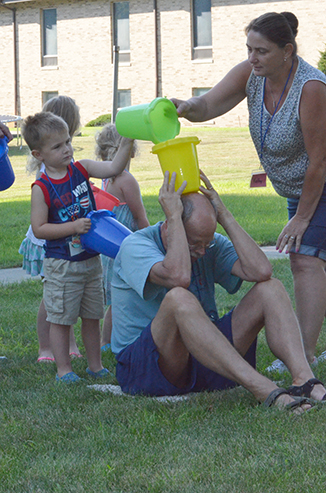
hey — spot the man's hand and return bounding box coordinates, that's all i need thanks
[199,170,229,226]
[158,171,187,220]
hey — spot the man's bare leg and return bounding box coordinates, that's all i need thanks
[230,277,326,401]
[151,287,302,407]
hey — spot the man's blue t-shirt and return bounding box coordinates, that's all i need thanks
[111,222,242,354]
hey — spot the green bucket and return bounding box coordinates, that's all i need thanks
[115,97,180,144]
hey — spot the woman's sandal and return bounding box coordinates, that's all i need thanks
[287,378,326,402]
[263,387,312,411]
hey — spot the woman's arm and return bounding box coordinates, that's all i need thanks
[277,80,326,253]
[120,173,150,229]
[171,60,252,122]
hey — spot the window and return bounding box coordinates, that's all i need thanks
[42,91,58,106]
[193,88,211,97]
[113,2,130,63]
[192,0,212,60]
[42,8,57,66]
[118,89,131,108]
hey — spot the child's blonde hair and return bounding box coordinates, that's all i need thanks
[95,123,138,162]
[22,112,69,151]
[25,95,80,175]
[43,95,81,138]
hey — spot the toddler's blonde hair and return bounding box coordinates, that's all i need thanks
[43,95,81,138]
[25,95,81,175]
[95,123,138,162]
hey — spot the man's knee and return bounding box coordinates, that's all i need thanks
[163,287,201,315]
[250,277,286,301]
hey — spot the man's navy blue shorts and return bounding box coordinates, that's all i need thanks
[115,310,257,396]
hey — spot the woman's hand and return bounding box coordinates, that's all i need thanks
[276,215,310,253]
[170,98,193,119]
[170,97,207,122]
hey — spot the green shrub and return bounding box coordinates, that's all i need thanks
[85,114,111,127]
[318,45,326,74]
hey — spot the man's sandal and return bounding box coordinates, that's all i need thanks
[263,387,312,411]
[287,378,326,402]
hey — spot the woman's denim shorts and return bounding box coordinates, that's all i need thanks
[287,183,326,260]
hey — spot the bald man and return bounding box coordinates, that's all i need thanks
[110,171,326,411]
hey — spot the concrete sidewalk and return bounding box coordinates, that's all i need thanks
[260,246,288,260]
[0,268,41,285]
[0,247,288,286]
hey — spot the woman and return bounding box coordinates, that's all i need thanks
[172,12,326,371]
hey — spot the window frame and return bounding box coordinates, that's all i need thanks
[41,8,58,67]
[112,1,131,64]
[117,89,131,109]
[42,91,59,106]
[191,0,212,60]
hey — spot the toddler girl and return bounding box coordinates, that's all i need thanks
[95,124,150,350]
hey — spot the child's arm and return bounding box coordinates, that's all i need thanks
[79,137,134,179]
[120,173,150,229]
[31,185,92,240]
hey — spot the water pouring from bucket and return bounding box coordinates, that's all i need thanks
[80,209,132,258]
[0,136,15,191]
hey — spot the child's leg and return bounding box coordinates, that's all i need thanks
[50,323,72,378]
[37,299,54,361]
[101,305,112,348]
[69,327,82,357]
[82,318,103,373]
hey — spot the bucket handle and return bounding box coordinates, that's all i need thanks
[87,209,116,222]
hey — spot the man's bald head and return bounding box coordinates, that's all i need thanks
[181,193,217,260]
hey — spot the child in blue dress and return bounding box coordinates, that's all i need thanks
[95,124,149,351]
[22,112,134,382]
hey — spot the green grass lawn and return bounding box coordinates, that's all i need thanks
[2,127,326,492]
[2,266,326,492]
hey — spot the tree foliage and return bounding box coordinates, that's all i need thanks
[318,45,326,74]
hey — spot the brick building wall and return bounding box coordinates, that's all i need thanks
[0,0,325,127]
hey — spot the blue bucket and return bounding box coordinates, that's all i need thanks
[0,136,15,191]
[80,209,132,258]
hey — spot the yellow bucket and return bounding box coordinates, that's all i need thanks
[152,136,201,194]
